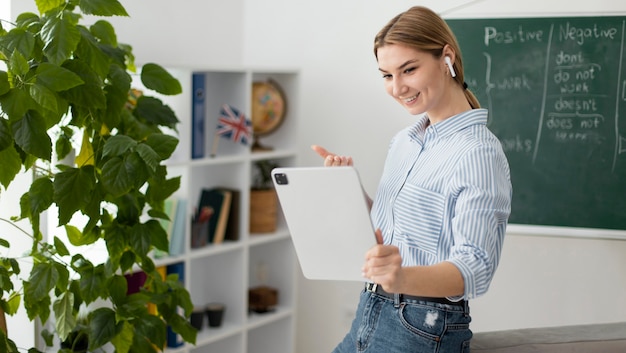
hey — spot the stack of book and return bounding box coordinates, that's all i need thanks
[191,187,240,248]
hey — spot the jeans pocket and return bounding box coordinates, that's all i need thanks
[462,339,471,353]
[398,303,444,342]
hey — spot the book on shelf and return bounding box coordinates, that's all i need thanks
[166,262,185,348]
[169,199,186,256]
[215,187,241,242]
[191,73,206,159]
[124,271,147,295]
[124,269,161,318]
[154,198,178,259]
[195,188,232,245]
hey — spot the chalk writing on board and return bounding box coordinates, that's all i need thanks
[476,21,625,170]
[447,17,626,230]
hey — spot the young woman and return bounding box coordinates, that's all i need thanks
[313,6,513,352]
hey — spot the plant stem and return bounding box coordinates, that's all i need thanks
[0,218,34,240]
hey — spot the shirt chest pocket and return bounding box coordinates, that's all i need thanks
[393,183,446,255]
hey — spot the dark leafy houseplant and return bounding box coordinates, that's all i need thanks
[251,160,279,190]
[250,160,280,233]
[0,0,196,352]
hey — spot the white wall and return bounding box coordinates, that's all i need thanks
[2,1,626,353]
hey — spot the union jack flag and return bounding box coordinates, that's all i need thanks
[216,104,252,145]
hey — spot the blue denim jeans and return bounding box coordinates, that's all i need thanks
[332,288,472,353]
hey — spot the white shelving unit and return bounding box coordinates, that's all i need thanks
[157,68,299,353]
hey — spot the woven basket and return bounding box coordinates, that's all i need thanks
[249,189,277,233]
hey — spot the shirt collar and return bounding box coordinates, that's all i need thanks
[409,109,488,143]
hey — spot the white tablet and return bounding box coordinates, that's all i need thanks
[271,166,376,281]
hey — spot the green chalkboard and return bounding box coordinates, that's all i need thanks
[446,16,626,231]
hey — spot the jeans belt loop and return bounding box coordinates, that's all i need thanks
[393,293,400,308]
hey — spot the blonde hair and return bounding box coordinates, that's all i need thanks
[374,6,480,109]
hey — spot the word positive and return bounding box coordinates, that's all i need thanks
[484,25,544,46]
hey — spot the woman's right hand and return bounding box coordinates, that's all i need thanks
[311,145,353,167]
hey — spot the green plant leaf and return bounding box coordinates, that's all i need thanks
[82,191,104,235]
[145,134,178,160]
[118,251,135,273]
[75,26,112,78]
[0,145,21,189]
[110,321,133,353]
[90,20,117,46]
[115,192,140,224]
[0,118,13,151]
[88,307,123,349]
[75,128,94,167]
[140,63,182,96]
[132,313,166,351]
[36,62,84,92]
[79,0,129,17]
[60,60,106,109]
[134,96,178,128]
[35,0,65,14]
[134,144,159,172]
[29,82,58,112]
[0,268,14,292]
[101,156,134,197]
[64,224,82,246]
[9,49,29,76]
[55,133,72,161]
[146,176,180,205]
[104,223,127,265]
[26,262,58,301]
[12,110,53,160]
[7,293,21,316]
[146,219,168,252]
[0,28,35,60]
[19,192,33,224]
[0,328,19,353]
[167,314,197,345]
[129,223,152,258]
[41,11,81,66]
[53,166,96,225]
[78,263,105,304]
[53,236,69,257]
[28,177,53,215]
[54,261,70,291]
[24,289,50,322]
[0,88,37,120]
[108,275,127,305]
[15,12,42,31]
[0,71,9,96]
[102,135,136,158]
[41,328,55,347]
[53,291,76,341]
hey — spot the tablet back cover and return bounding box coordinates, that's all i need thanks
[272,166,376,281]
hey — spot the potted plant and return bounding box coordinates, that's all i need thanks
[0,0,195,352]
[249,160,279,233]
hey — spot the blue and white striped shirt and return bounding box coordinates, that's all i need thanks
[370,108,512,300]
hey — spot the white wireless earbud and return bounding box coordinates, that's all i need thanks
[444,56,457,78]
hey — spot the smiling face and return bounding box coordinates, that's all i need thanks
[377,44,449,119]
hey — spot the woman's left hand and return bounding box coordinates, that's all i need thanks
[362,229,404,293]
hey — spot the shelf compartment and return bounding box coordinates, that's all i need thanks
[188,250,246,328]
[248,238,296,310]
